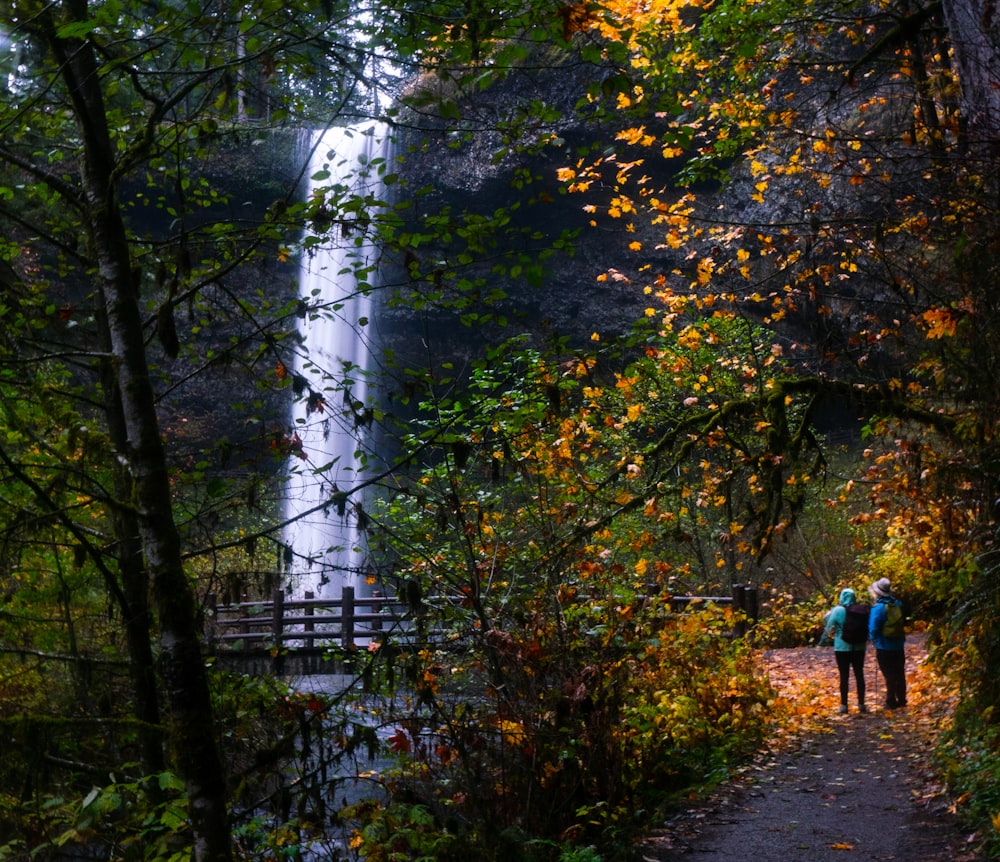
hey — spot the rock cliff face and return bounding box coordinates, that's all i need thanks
[378,59,777,365]
[376,59,656,372]
[378,38,919,396]
[372,47,902,447]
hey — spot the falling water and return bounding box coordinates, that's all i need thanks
[283,122,392,600]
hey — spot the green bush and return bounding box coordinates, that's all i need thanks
[937,715,1000,858]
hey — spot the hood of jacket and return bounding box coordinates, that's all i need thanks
[839,588,857,606]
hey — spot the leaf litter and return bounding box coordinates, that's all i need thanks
[639,632,986,860]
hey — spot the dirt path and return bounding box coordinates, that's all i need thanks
[639,633,984,861]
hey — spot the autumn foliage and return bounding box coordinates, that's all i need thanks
[3,0,1000,855]
[351,0,1000,853]
[349,605,772,859]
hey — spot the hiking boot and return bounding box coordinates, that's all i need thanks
[858,704,868,713]
[838,704,848,714]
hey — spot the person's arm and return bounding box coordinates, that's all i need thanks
[821,606,841,644]
[869,602,883,639]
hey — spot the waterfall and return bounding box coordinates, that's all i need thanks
[283,122,392,600]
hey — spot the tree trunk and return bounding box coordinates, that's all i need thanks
[96,344,166,778]
[45,2,233,859]
[941,0,1000,151]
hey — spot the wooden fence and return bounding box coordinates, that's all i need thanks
[205,587,404,653]
[205,584,758,675]
[671,584,759,637]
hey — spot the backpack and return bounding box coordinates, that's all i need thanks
[882,602,905,638]
[841,603,870,644]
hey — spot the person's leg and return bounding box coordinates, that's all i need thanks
[876,650,894,708]
[835,650,851,711]
[888,649,907,707]
[849,648,866,710]
[878,649,906,708]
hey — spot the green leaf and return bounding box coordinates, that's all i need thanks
[82,786,101,809]
[158,771,185,792]
[206,477,227,497]
[56,21,98,39]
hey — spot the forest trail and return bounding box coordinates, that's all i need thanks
[639,632,985,861]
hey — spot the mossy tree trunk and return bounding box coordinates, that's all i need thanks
[42,1,233,858]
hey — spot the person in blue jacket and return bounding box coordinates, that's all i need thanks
[821,588,867,714]
[869,577,907,710]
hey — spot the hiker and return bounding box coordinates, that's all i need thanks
[820,588,868,714]
[869,577,907,710]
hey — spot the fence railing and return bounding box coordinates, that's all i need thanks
[205,587,407,654]
[205,584,759,659]
[670,583,759,637]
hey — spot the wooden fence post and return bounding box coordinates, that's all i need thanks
[240,593,251,637]
[272,588,285,674]
[732,584,747,637]
[371,591,383,641]
[304,590,315,649]
[341,586,355,649]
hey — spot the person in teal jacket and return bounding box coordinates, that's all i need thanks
[821,587,867,714]
[868,577,907,710]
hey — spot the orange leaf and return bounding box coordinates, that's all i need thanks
[388,728,411,754]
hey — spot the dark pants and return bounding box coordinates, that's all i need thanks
[835,649,866,706]
[875,648,907,708]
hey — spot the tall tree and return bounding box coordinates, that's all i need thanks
[32,0,233,855]
[0,0,395,855]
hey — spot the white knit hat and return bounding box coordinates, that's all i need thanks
[870,577,892,599]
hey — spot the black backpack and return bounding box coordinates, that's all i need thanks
[841,603,870,645]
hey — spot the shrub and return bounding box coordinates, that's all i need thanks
[347,602,774,861]
[752,591,829,648]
